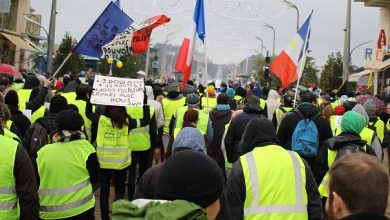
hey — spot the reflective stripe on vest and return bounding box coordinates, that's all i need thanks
[173,106,208,138]
[201,97,217,113]
[127,106,155,151]
[96,115,131,169]
[241,146,307,219]
[31,106,46,123]
[162,97,186,134]
[37,139,95,219]
[0,136,18,219]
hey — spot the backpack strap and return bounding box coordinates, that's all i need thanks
[293,109,305,120]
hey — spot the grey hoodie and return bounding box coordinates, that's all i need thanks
[145,86,164,129]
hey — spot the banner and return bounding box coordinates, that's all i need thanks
[91,75,144,107]
[101,14,170,59]
[74,2,133,58]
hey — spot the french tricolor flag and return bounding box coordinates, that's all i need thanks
[270,12,312,89]
[175,0,205,90]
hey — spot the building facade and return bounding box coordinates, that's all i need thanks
[0,0,43,70]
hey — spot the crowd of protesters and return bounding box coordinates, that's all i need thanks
[0,71,389,220]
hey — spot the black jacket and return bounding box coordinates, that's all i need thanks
[315,132,376,185]
[225,104,264,163]
[277,103,333,170]
[26,86,48,113]
[8,104,31,139]
[209,109,232,164]
[340,214,389,220]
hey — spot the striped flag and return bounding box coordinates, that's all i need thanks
[175,0,205,90]
[270,12,312,89]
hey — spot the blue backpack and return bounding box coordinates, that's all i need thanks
[291,110,321,158]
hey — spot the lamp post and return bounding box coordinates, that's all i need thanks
[162,32,174,76]
[281,0,300,31]
[350,40,372,60]
[262,21,275,56]
[45,0,57,73]
[254,36,268,55]
[342,0,351,83]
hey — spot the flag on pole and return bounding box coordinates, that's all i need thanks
[101,14,171,59]
[114,0,121,9]
[74,2,133,58]
[270,12,312,89]
[175,0,205,90]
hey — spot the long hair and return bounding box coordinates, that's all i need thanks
[182,109,199,128]
[106,106,131,129]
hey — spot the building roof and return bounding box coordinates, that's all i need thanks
[355,0,390,7]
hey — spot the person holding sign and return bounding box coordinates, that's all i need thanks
[86,90,150,220]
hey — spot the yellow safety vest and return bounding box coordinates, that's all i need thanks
[318,144,367,198]
[74,100,93,141]
[275,106,293,132]
[259,98,266,110]
[223,123,232,169]
[126,106,155,151]
[332,118,375,146]
[162,97,186,134]
[241,145,308,220]
[173,106,208,138]
[0,136,18,220]
[4,122,21,143]
[60,92,77,105]
[17,89,32,109]
[37,139,95,219]
[234,95,244,106]
[96,115,132,170]
[201,97,217,113]
[11,82,24,91]
[31,106,47,123]
[368,118,385,143]
[330,101,339,109]
[317,98,323,107]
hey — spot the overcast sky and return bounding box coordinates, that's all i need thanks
[30,0,380,67]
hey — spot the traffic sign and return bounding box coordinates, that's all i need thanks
[152,61,159,69]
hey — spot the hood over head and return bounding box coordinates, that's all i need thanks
[352,104,369,124]
[325,133,366,151]
[297,102,320,117]
[341,111,366,134]
[239,117,280,154]
[243,103,263,114]
[145,86,154,100]
[267,89,280,101]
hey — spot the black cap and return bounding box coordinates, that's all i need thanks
[56,109,84,131]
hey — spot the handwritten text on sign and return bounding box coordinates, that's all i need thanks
[91,75,144,107]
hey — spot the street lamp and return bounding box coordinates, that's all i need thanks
[281,0,300,31]
[342,0,351,83]
[261,21,275,56]
[350,40,372,60]
[254,36,268,55]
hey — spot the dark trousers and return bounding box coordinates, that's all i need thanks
[54,208,95,220]
[99,168,127,220]
[127,150,153,200]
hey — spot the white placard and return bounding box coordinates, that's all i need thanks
[91,75,144,107]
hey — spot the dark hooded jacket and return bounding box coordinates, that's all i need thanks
[8,104,31,139]
[226,118,323,220]
[277,103,333,170]
[224,104,264,163]
[315,132,376,185]
[209,109,232,174]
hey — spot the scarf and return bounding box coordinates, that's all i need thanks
[215,104,230,111]
[52,130,86,143]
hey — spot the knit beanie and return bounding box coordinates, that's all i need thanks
[155,150,223,208]
[56,109,84,131]
[172,127,206,154]
[186,93,200,109]
[363,99,377,117]
[4,90,18,108]
[341,111,366,134]
[226,88,235,99]
[333,106,346,116]
[50,95,68,114]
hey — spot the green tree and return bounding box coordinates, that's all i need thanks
[254,56,281,88]
[320,52,343,91]
[300,56,319,87]
[54,32,85,76]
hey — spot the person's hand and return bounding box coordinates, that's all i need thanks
[144,88,148,105]
[44,78,54,88]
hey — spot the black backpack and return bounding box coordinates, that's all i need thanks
[28,122,51,160]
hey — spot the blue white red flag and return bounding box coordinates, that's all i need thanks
[175,0,205,90]
[270,12,312,89]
